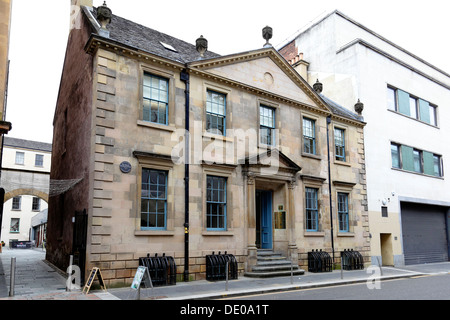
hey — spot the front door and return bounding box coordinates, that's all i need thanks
[256,190,273,249]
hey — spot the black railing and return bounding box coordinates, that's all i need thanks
[341,249,364,270]
[206,251,238,281]
[308,249,332,273]
[139,253,177,287]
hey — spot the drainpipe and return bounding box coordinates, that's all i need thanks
[180,68,190,282]
[326,116,336,265]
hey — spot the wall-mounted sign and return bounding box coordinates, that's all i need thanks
[120,161,132,173]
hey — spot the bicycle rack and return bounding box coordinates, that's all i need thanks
[206,251,238,281]
[139,253,177,287]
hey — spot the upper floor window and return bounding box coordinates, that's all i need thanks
[206,175,227,231]
[303,117,316,155]
[143,73,169,125]
[206,90,226,135]
[387,86,438,126]
[141,169,168,230]
[15,152,24,165]
[35,154,44,167]
[387,86,397,111]
[391,142,443,177]
[334,128,346,162]
[413,149,423,173]
[429,105,438,126]
[12,196,21,210]
[260,105,275,146]
[391,143,401,169]
[433,155,443,177]
[32,197,41,211]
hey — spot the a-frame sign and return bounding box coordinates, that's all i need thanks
[82,267,107,294]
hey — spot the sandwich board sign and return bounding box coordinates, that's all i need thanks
[131,266,152,290]
[82,267,107,294]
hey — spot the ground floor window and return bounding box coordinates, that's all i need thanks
[10,218,20,233]
[305,187,319,231]
[141,169,168,230]
[338,192,349,232]
[206,175,227,230]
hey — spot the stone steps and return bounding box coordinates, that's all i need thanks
[244,250,305,278]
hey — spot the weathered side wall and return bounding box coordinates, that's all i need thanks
[46,13,94,271]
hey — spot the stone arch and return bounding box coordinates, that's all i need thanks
[4,188,49,203]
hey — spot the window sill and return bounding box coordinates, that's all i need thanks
[334,160,351,167]
[391,167,444,179]
[337,232,354,237]
[202,132,234,143]
[135,230,175,236]
[302,153,322,161]
[202,230,234,236]
[137,120,176,132]
[304,231,325,237]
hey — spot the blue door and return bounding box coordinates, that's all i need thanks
[257,190,273,249]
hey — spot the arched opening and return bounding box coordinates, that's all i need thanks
[1,189,49,248]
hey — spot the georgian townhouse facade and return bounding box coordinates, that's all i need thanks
[47,2,369,286]
[280,10,450,267]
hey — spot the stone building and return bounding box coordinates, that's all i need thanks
[47,1,368,286]
[279,10,450,266]
[0,137,51,247]
[0,0,12,135]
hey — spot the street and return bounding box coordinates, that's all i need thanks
[228,273,450,300]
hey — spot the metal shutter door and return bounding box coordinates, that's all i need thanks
[401,202,449,265]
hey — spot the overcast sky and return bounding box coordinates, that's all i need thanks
[6,0,450,144]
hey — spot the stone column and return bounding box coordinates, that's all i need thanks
[287,178,299,265]
[246,173,257,272]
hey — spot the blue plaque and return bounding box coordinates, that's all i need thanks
[120,161,132,173]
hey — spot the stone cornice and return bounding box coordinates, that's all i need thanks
[85,36,365,127]
[189,48,330,113]
[84,35,186,71]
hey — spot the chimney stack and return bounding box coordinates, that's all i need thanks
[70,0,93,31]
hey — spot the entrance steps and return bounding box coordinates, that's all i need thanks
[244,249,305,278]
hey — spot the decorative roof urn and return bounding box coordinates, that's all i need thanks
[313,79,323,94]
[354,99,364,115]
[196,35,208,57]
[263,26,273,48]
[97,1,112,30]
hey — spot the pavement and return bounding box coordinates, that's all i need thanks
[1,247,450,301]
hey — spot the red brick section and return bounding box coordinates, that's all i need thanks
[46,9,94,273]
[279,40,298,63]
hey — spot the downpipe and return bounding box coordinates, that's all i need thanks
[180,68,190,282]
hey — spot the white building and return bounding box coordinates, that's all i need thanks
[1,137,51,247]
[279,10,450,266]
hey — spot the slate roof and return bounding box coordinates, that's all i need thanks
[86,7,220,64]
[84,6,364,124]
[31,209,48,227]
[4,137,52,152]
[319,94,364,122]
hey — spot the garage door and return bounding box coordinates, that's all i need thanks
[401,202,449,265]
